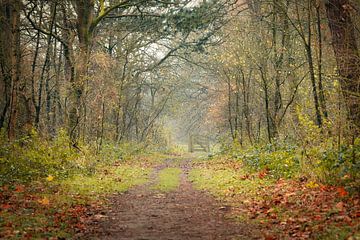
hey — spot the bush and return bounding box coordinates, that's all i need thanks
[98,141,150,165]
[219,108,360,186]
[0,130,92,184]
[230,141,300,179]
[302,139,360,186]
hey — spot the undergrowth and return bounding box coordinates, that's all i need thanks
[222,138,359,190]
[218,109,360,190]
[0,130,85,184]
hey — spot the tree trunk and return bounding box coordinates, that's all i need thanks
[259,67,273,143]
[305,42,323,127]
[316,4,328,118]
[240,69,253,145]
[35,3,56,129]
[226,74,235,140]
[0,0,21,140]
[325,0,360,136]
[69,0,95,146]
[306,0,322,127]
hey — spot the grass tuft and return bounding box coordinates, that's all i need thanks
[153,168,182,192]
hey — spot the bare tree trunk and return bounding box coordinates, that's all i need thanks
[316,4,328,118]
[234,74,240,144]
[35,2,56,130]
[29,3,44,131]
[259,67,273,143]
[97,100,105,153]
[305,0,322,127]
[69,0,95,146]
[240,69,253,145]
[325,0,360,137]
[0,0,21,140]
[226,74,235,140]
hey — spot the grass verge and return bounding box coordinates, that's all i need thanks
[61,165,151,197]
[0,164,152,239]
[189,157,360,240]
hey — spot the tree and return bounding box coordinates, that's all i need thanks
[0,0,22,140]
[325,0,360,138]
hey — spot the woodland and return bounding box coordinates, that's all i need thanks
[0,0,359,239]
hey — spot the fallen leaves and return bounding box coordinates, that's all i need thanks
[229,178,360,239]
[337,186,348,197]
[258,169,269,179]
[0,183,104,239]
[335,201,345,212]
[15,185,25,193]
[1,203,11,210]
[37,196,50,205]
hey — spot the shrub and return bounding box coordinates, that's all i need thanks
[233,141,300,179]
[99,141,148,162]
[0,130,90,184]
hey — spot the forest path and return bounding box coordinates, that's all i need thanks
[89,157,261,240]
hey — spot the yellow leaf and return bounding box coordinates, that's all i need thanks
[305,181,319,189]
[46,175,54,181]
[38,197,50,205]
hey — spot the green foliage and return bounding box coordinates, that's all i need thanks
[162,144,187,155]
[218,110,360,185]
[222,137,359,184]
[169,0,225,35]
[97,141,170,168]
[301,139,360,187]
[296,109,360,186]
[98,142,147,164]
[0,130,93,184]
[224,140,299,179]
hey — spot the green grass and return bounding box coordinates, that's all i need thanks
[153,168,182,191]
[313,225,360,240]
[189,168,272,199]
[61,165,152,197]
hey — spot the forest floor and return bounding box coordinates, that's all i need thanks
[1,153,359,239]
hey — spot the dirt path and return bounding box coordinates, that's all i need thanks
[88,158,261,240]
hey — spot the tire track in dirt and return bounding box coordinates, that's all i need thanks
[87,158,261,240]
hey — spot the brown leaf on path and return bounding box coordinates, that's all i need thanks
[263,233,277,240]
[258,170,268,179]
[14,185,25,193]
[38,197,50,205]
[337,187,348,197]
[240,174,249,180]
[335,201,345,212]
[1,203,11,210]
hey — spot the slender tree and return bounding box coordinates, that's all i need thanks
[325,0,360,137]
